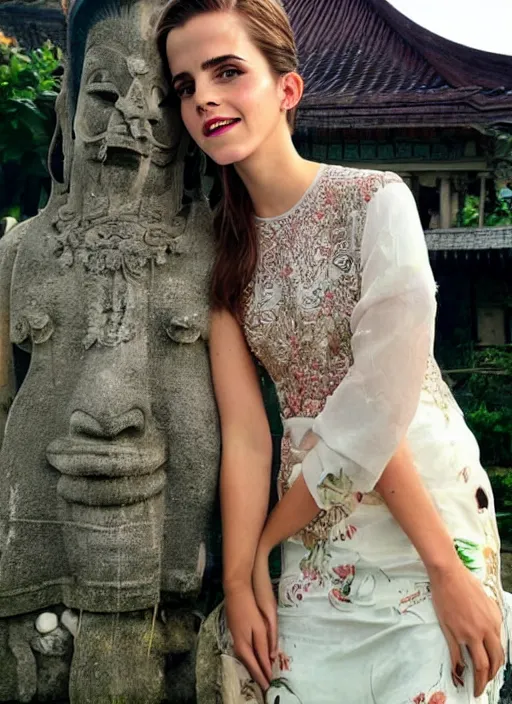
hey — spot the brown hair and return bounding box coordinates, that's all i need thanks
[156,0,300,317]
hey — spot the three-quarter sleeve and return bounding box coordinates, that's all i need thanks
[301,179,437,509]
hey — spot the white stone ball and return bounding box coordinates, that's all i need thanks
[35,612,58,635]
[61,609,79,637]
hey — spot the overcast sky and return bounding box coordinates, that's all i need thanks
[388,0,512,56]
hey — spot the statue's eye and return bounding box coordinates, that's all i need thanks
[87,70,119,103]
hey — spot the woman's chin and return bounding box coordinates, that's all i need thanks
[205,145,252,167]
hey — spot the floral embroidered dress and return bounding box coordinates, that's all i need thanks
[215,165,510,704]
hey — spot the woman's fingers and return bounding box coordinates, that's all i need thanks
[235,641,270,692]
[225,588,273,692]
[485,632,506,683]
[442,627,465,688]
[263,604,279,660]
[253,549,279,660]
[467,640,490,697]
[252,624,273,683]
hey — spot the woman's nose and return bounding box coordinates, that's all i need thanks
[193,79,220,113]
[196,99,220,115]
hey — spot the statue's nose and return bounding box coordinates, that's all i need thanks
[69,408,145,440]
[65,335,153,444]
[116,80,146,119]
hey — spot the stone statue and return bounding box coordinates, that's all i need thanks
[0,0,220,701]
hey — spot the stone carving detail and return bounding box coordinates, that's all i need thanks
[0,0,220,701]
[12,309,54,346]
[52,209,190,348]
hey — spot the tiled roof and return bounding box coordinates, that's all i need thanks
[284,0,512,128]
[425,227,512,251]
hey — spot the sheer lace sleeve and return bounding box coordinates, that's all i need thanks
[301,180,437,508]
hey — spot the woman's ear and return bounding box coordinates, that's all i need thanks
[279,71,303,112]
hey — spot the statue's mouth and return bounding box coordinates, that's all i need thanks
[46,438,167,506]
[56,469,167,506]
[103,143,148,166]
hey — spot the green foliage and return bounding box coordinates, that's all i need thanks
[0,39,62,220]
[455,347,512,467]
[466,403,512,466]
[450,346,512,540]
[486,127,512,181]
[461,193,512,228]
[485,468,512,543]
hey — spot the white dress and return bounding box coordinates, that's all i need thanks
[216,165,510,704]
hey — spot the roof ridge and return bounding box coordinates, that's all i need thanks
[368,0,512,89]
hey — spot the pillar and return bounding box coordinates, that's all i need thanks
[440,176,452,229]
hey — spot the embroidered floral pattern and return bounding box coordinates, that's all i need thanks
[243,167,406,548]
[317,472,360,514]
[244,167,401,421]
[398,581,432,614]
[278,430,360,548]
[455,518,502,606]
[413,693,446,704]
[328,563,356,605]
[421,356,461,420]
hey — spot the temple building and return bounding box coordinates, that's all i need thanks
[285,0,512,357]
[2,0,512,355]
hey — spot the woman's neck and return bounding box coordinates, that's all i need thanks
[234,129,322,219]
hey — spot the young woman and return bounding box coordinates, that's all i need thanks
[157,1,509,701]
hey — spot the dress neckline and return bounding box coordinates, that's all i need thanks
[254,163,327,224]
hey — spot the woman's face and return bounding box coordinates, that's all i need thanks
[165,11,287,166]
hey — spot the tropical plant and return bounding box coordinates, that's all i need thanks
[0,36,62,221]
[461,193,512,228]
[486,127,512,181]
[456,347,512,467]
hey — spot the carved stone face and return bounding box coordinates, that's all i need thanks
[0,1,219,618]
[75,18,180,167]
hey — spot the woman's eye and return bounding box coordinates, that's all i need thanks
[219,68,241,80]
[175,83,194,99]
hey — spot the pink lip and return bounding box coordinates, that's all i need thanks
[203,117,240,138]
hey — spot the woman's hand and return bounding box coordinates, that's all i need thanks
[429,559,504,696]
[252,546,279,663]
[224,583,273,691]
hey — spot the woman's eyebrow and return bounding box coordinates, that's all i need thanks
[172,54,246,85]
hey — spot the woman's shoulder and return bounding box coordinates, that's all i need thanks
[321,164,404,200]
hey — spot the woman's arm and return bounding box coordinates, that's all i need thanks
[209,308,274,688]
[256,437,458,570]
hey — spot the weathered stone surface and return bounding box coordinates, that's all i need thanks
[196,605,223,704]
[69,611,167,704]
[0,0,220,700]
[0,615,38,703]
[31,625,71,657]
